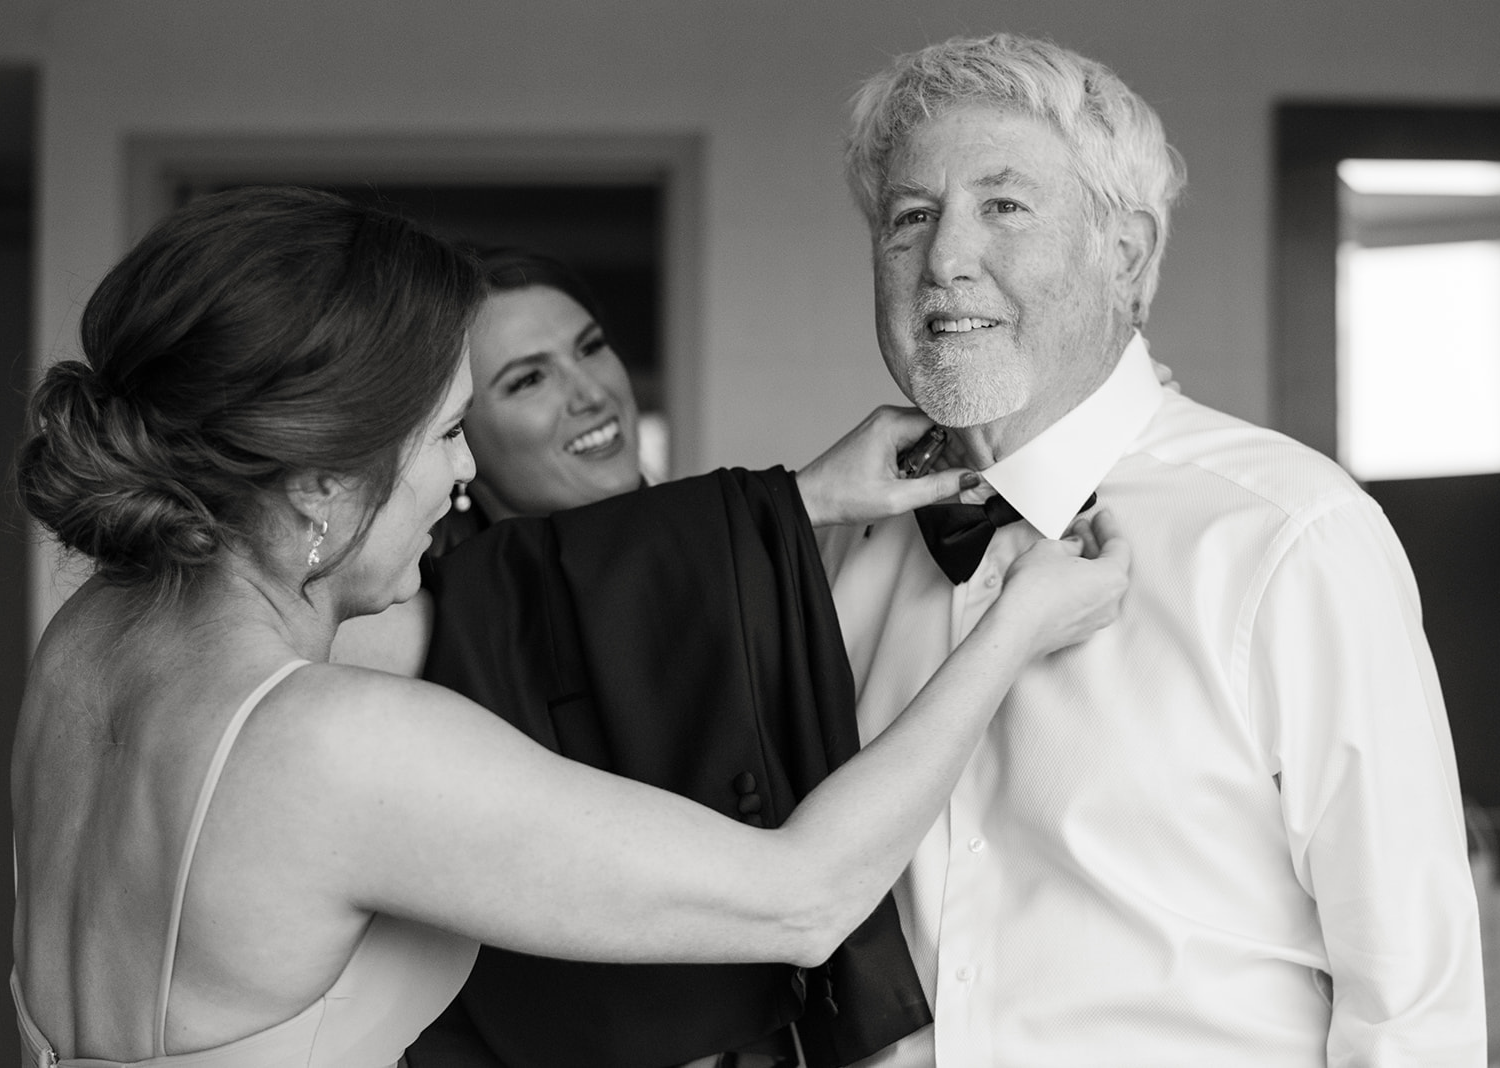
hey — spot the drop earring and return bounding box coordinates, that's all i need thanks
[453,481,472,513]
[307,518,328,568]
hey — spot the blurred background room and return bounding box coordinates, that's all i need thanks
[1,0,1498,1059]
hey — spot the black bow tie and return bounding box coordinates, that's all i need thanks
[915,491,1097,585]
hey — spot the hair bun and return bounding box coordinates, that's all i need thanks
[19,187,479,601]
[19,359,220,587]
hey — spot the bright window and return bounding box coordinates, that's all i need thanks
[1337,160,1500,480]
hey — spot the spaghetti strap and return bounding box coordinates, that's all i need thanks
[154,660,310,1055]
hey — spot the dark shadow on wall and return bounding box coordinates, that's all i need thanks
[0,63,35,1066]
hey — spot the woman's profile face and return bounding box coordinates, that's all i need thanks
[339,350,476,614]
[464,285,642,517]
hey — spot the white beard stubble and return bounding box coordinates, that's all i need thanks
[905,336,1028,429]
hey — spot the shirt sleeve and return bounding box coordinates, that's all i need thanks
[1247,491,1485,1067]
[815,520,863,581]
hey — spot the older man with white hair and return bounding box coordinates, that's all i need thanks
[821,31,1484,1067]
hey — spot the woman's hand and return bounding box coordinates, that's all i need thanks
[985,510,1131,659]
[796,406,978,527]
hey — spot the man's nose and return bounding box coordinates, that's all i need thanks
[925,212,984,287]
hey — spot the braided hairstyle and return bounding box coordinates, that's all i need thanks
[18,186,482,604]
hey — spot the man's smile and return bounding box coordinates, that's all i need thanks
[929,316,1001,334]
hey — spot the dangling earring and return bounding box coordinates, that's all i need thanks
[307,518,328,568]
[453,481,472,513]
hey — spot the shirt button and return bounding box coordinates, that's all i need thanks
[983,572,999,589]
[967,836,985,853]
[955,964,974,982]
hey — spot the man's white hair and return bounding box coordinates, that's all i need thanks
[845,33,1187,319]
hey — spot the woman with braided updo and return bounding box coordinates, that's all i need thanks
[11,185,1129,1068]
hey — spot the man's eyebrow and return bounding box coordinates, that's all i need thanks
[877,178,941,218]
[973,167,1039,192]
[879,167,1041,212]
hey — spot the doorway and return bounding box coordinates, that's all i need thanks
[128,132,703,478]
[174,178,671,482]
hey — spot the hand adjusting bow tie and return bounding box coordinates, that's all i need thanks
[915,490,1097,585]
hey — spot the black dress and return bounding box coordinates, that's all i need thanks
[405,468,930,1068]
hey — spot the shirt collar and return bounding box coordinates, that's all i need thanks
[979,332,1163,538]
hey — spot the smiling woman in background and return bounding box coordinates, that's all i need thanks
[428,247,645,553]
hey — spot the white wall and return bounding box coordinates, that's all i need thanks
[19,0,1500,629]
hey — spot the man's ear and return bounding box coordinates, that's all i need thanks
[1112,209,1160,318]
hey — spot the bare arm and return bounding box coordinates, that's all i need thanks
[291,513,1129,968]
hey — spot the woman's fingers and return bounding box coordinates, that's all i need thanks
[1063,514,1099,558]
[1090,510,1131,573]
[899,467,980,508]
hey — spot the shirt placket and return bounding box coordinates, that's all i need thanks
[933,532,1015,1067]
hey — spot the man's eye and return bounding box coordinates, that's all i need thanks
[892,208,934,228]
[986,199,1023,214]
[581,337,610,358]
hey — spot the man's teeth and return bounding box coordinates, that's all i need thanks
[930,317,999,334]
[566,419,620,455]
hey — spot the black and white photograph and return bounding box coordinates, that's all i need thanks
[1,2,1498,1065]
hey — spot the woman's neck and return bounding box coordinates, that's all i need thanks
[210,554,340,662]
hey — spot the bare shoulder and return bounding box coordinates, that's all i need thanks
[204,658,595,933]
[204,659,532,872]
[232,659,554,810]
[242,660,498,767]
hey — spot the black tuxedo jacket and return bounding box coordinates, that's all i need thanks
[413,467,930,1068]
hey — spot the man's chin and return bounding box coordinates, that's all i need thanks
[912,389,1024,430]
[902,350,1026,428]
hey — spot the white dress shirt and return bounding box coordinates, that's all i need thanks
[820,335,1484,1067]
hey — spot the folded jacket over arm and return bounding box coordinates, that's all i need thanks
[420,466,931,1068]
